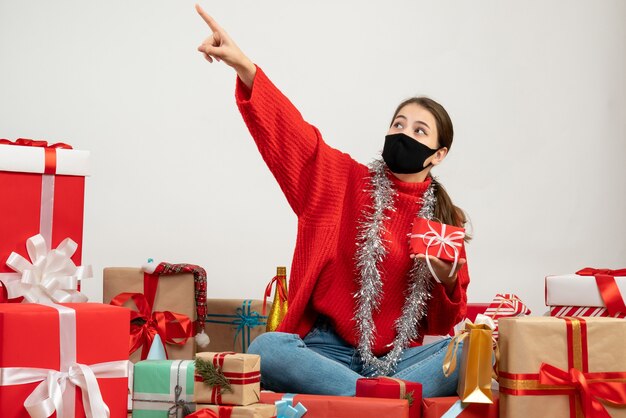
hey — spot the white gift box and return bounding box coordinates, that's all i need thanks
[545,273,626,308]
[0,142,90,175]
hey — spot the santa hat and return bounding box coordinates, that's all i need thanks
[142,260,210,348]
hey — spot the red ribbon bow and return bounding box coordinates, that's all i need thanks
[539,363,626,418]
[0,138,73,174]
[262,275,288,316]
[110,292,193,360]
[576,268,626,316]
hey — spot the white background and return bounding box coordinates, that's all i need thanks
[1,0,625,315]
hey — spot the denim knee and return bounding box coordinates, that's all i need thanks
[248,331,301,357]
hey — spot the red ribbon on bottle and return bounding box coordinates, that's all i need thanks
[576,268,626,316]
[262,275,288,316]
[110,292,193,360]
[499,317,626,418]
[0,138,72,174]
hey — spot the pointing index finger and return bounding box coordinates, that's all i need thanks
[195,4,221,33]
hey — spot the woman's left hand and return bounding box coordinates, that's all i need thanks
[411,253,466,292]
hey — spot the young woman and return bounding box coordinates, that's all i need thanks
[196,5,470,398]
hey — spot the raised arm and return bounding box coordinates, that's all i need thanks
[196,4,256,89]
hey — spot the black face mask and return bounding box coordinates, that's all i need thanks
[382,133,439,174]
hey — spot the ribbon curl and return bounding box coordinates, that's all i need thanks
[275,394,307,418]
[110,292,193,360]
[411,220,465,283]
[4,234,91,304]
[0,138,72,149]
[539,363,626,418]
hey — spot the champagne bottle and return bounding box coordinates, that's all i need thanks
[264,266,288,332]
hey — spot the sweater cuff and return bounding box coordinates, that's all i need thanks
[235,64,263,104]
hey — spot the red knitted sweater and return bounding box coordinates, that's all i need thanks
[236,67,469,356]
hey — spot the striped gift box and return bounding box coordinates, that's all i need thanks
[483,294,531,339]
[550,306,626,318]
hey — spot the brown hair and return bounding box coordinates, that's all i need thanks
[391,97,471,241]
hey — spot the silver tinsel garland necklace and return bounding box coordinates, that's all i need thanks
[354,158,436,376]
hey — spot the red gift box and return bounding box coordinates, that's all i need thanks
[355,377,421,418]
[422,394,499,418]
[0,303,131,417]
[259,392,409,418]
[410,218,465,283]
[0,139,89,278]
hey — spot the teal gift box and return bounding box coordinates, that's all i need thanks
[132,360,195,418]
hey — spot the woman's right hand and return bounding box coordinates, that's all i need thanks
[195,4,256,88]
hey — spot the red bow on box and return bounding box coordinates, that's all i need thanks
[110,292,193,360]
[539,363,626,418]
[576,267,626,316]
[410,218,465,283]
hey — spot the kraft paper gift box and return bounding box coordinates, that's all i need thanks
[0,139,89,292]
[194,352,261,406]
[260,392,409,418]
[422,394,499,418]
[192,404,276,418]
[132,359,195,418]
[355,377,422,418]
[103,267,197,362]
[498,316,626,418]
[201,299,269,354]
[0,303,131,418]
[546,268,626,316]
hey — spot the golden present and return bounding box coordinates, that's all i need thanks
[443,315,495,404]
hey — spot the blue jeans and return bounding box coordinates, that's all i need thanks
[247,318,460,397]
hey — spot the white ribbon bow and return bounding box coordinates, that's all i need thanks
[1,361,130,418]
[411,220,465,283]
[4,234,91,303]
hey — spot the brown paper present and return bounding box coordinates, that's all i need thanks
[194,403,276,418]
[200,299,270,353]
[103,267,196,362]
[194,352,261,406]
[498,316,626,418]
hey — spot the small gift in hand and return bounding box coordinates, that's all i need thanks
[410,218,465,283]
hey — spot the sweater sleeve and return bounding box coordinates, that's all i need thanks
[235,66,352,221]
[420,253,470,336]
